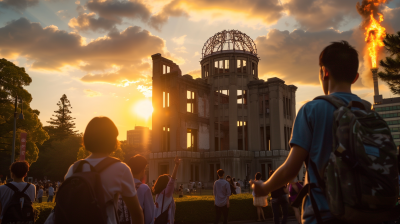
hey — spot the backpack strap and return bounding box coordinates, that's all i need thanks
[5,183,20,193]
[94,157,121,173]
[73,160,94,173]
[21,183,31,193]
[313,95,346,109]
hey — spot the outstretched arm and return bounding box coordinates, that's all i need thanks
[165,156,181,197]
[171,156,181,180]
[252,145,308,196]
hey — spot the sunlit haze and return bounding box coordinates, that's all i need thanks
[0,0,399,140]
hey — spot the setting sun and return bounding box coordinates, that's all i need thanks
[134,100,153,119]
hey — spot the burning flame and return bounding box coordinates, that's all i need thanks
[361,0,387,68]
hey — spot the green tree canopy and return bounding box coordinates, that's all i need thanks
[46,94,77,141]
[378,31,400,94]
[0,58,49,165]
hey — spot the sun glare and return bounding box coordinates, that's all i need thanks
[134,100,153,119]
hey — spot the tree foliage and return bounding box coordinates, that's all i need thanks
[0,58,49,165]
[46,94,77,141]
[378,31,400,95]
[28,135,82,180]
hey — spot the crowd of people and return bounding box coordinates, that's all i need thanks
[0,41,399,224]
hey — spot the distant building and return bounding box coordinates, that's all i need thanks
[148,30,301,187]
[371,69,400,149]
[127,126,151,150]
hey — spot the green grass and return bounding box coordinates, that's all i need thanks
[33,194,294,224]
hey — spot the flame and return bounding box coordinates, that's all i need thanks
[362,1,386,68]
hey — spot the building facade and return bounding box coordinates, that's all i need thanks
[148,30,300,186]
[127,126,152,150]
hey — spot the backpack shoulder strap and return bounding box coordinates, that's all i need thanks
[5,183,20,193]
[73,160,93,173]
[313,95,346,109]
[21,183,31,193]
[94,157,120,173]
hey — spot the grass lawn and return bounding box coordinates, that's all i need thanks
[33,193,294,224]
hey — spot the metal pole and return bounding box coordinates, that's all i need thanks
[11,96,18,164]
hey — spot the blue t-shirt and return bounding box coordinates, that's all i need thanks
[290,92,363,224]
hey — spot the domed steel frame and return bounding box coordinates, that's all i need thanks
[201,30,257,58]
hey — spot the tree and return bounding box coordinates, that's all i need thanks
[378,31,400,94]
[0,58,49,166]
[47,94,77,141]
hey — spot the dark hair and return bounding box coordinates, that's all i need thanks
[255,172,262,180]
[226,175,234,185]
[233,178,235,182]
[152,174,169,195]
[10,161,29,178]
[126,154,148,174]
[83,117,119,154]
[217,169,224,177]
[319,41,359,84]
[269,170,275,178]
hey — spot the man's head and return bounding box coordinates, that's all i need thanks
[217,169,224,178]
[319,41,359,94]
[126,154,148,179]
[255,172,262,180]
[10,161,29,180]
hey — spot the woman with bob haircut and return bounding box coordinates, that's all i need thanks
[152,156,181,224]
[63,116,144,224]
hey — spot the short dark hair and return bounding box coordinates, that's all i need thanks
[269,170,275,177]
[217,169,224,177]
[126,154,148,174]
[255,172,262,180]
[10,161,29,178]
[319,41,359,84]
[83,117,119,154]
[152,174,169,195]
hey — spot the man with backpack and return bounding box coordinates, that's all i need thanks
[0,161,36,224]
[118,155,154,224]
[251,41,399,224]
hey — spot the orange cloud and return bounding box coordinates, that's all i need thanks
[0,18,167,86]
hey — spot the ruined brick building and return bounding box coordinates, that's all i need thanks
[149,30,300,187]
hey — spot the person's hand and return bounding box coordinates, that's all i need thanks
[251,180,269,197]
[174,156,181,165]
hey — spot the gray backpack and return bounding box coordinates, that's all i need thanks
[293,95,399,223]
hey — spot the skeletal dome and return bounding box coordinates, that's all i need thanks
[202,30,257,58]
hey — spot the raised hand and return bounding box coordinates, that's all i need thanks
[174,156,181,165]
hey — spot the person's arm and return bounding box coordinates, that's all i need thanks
[122,195,144,224]
[143,187,155,224]
[252,145,308,196]
[165,156,181,197]
[283,184,289,194]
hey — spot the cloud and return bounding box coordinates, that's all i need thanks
[383,6,400,33]
[86,0,151,22]
[0,18,167,86]
[172,34,186,45]
[0,0,39,11]
[174,46,187,53]
[148,0,188,31]
[283,0,361,31]
[56,10,72,20]
[69,12,117,31]
[84,89,102,97]
[149,0,283,30]
[187,69,201,78]
[193,51,199,57]
[255,28,370,87]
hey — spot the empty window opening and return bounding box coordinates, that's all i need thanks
[163,65,171,74]
[163,92,170,108]
[187,128,198,151]
[203,64,209,78]
[252,62,256,77]
[237,59,247,73]
[187,90,196,113]
[237,90,247,104]
[162,127,170,152]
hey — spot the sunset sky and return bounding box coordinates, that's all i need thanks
[1,0,400,140]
